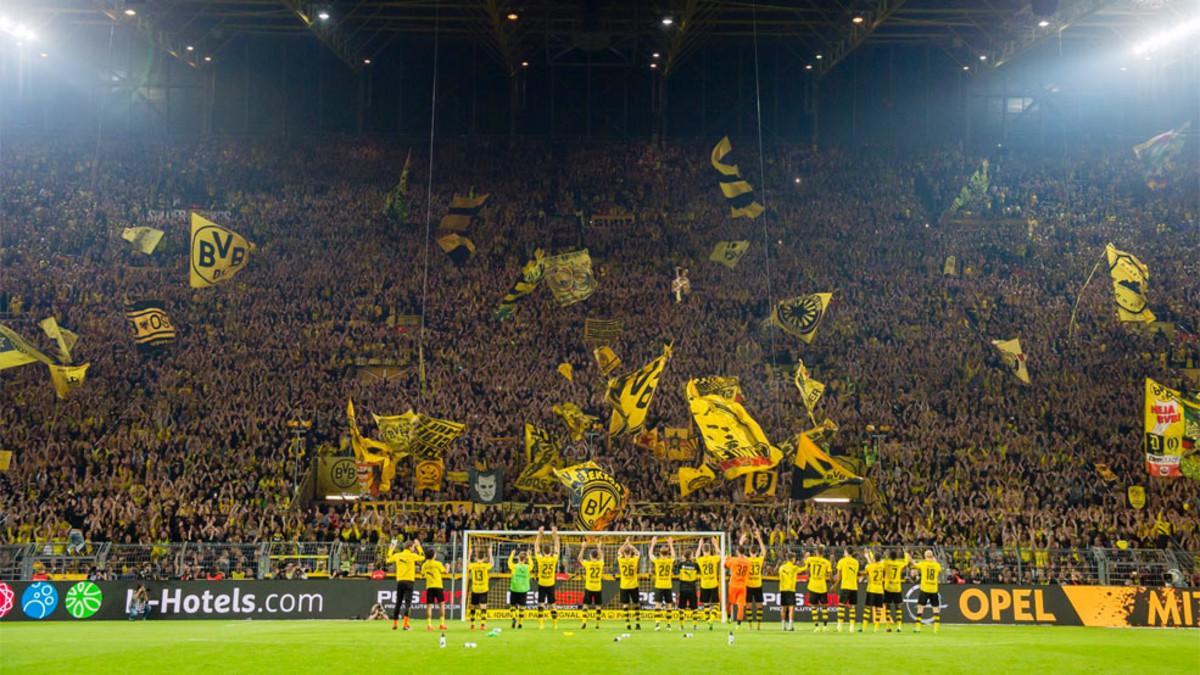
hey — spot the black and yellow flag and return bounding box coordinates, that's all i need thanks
[515,423,563,492]
[372,410,418,459]
[121,227,164,255]
[793,361,825,417]
[439,193,490,231]
[414,458,445,493]
[48,363,89,400]
[593,346,622,376]
[606,343,672,437]
[190,213,252,288]
[436,233,476,266]
[0,324,53,371]
[38,317,78,364]
[1105,243,1155,323]
[552,402,597,441]
[991,338,1030,384]
[497,250,545,320]
[126,301,177,350]
[790,432,863,500]
[347,399,400,493]
[710,136,764,219]
[771,293,833,344]
[583,318,624,344]
[709,240,750,269]
[554,461,629,531]
[410,414,466,460]
[544,249,597,307]
[685,378,783,480]
[744,469,778,499]
[678,463,716,497]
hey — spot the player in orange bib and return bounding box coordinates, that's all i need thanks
[725,546,751,630]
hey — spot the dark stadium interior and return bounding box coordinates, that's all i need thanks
[0,0,1197,597]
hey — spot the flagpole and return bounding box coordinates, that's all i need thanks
[1067,258,1104,340]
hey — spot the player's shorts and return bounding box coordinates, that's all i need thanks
[509,591,527,606]
[884,590,903,605]
[699,587,719,604]
[838,589,857,606]
[918,591,940,607]
[537,585,556,604]
[678,589,698,609]
[866,592,884,608]
[396,581,414,602]
[654,589,674,604]
[426,588,445,604]
[620,588,640,604]
[583,590,603,606]
[728,586,747,606]
[779,591,796,607]
[746,587,764,603]
[808,591,829,606]
[470,592,489,606]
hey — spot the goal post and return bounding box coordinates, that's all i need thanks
[460,530,726,624]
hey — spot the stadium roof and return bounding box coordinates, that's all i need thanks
[12,0,1193,74]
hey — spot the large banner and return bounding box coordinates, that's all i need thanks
[0,580,1195,627]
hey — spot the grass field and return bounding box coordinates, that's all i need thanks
[2,620,1197,674]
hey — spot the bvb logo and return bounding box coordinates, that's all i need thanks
[330,458,359,490]
[546,263,594,297]
[780,295,823,333]
[577,482,621,529]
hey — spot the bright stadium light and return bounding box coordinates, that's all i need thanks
[124,8,137,17]
[203,55,212,62]
[40,52,47,58]
[852,16,864,24]
[661,16,673,26]
[979,54,988,61]
[317,10,330,21]
[1131,16,1200,55]
[363,58,371,64]
[805,64,813,70]
[813,497,851,504]
[652,52,660,59]
[186,45,194,51]
[815,53,823,60]
[650,62,658,69]
[962,65,970,71]
[506,12,518,21]
[1038,19,1050,27]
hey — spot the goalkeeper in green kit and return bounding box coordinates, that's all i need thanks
[508,548,533,629]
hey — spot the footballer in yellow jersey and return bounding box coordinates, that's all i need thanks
[421,550,448,630]
[776,556,801,631]
[617,537,642,630]
[677,549,701,631]
[883,550,912,632]
[533,527,561,629]
[695,537,722,629]
[577,540,605,630]
[803,546,833,631]
[386,538,424,630]
[912,550,943,633]
[466,546,494,630]
[864,549,886,632]
[834,549,862,632]
[745,530,768,629]
[650,536,677,630]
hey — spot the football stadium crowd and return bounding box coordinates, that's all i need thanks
[1,136,1197,582]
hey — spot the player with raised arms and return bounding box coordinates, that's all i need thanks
[677,546,701,632]
[650,535,677,631]
[508,547,532,629]
[725,538,751,631]
[834,547,861,633]
[387,537,425,631]
[420,549,448,631]
[745,528,767,630]
[802,545,833,632]
[534,526,562,630]
[696,537,722,630]
[467,545,494,631]
[912,549,943,634]
[617,536,642,630]
[883,549,912,633]
[578,538,605,630]
[863,549,886,633]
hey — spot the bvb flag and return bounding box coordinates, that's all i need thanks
[678,464,716,498]
[709,241,750,269]
[1104,243,1155,323]
[48,363,89,400]
[125,301,177,350]
[544,249,597,307]
[1127,485,1146,510]
[557,362,574,382]
[515,423,563,492]
[372,411,418,459]
[685,378,782,479]
[0,324,53,370]
[584,318,624,344]
[593,346,621,376]
[606,343,672,437]
[410,414,466,460]
[497,250,545,320]
[414,459,445,493]
[793,361,825,417]
[347,399,400,493]
[710,136,764,219]
[38,317,78,364]
[190,213,252,288]
[771,293,833,344]
[744,470,778,499]
[439,193,490,231]
[552,402,597,441]
[436,233,476,266]
[554,461,629,531]
[790,432,864,500]
[991,338,1030,384]
[1133,123,1189,190]
[121,227,164,255]
[0,450,11,472]
[1144,377,1200,478]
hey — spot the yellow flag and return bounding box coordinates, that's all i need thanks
[121,227,164,255]
[790,432,864,500]
[709,240,750,269]
[39,317,76,364]
[439,193,490,231]
[1143,377,1198,478]
[1127,485,1146,509]
[552,402,597,441]
[685,378,782,479]
[793,361,825,414]
[0,324,53,370]
[942,255,957,277]
[554,461,628,531]
[372,411,418,459]
[1104,243,1155,323]
[744,469,778,499]
[607,343,672,436]
[190,212,252,288]
[543,249,597,307]
[991,338,1030,384]
[593,346,621,376]
[710,136,764,219]
[771,293,833,344]
[414,459,445,493]
[678,464,716,497]
[410,414,466,460]
[347,399,400,493]
[557,362,574,382]
[0,450,11,471]
[48,363,89,400]
[515,423,563,492]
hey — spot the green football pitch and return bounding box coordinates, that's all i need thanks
[2,620,1197,674]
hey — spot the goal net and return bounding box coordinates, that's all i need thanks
[460,530,726,623]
